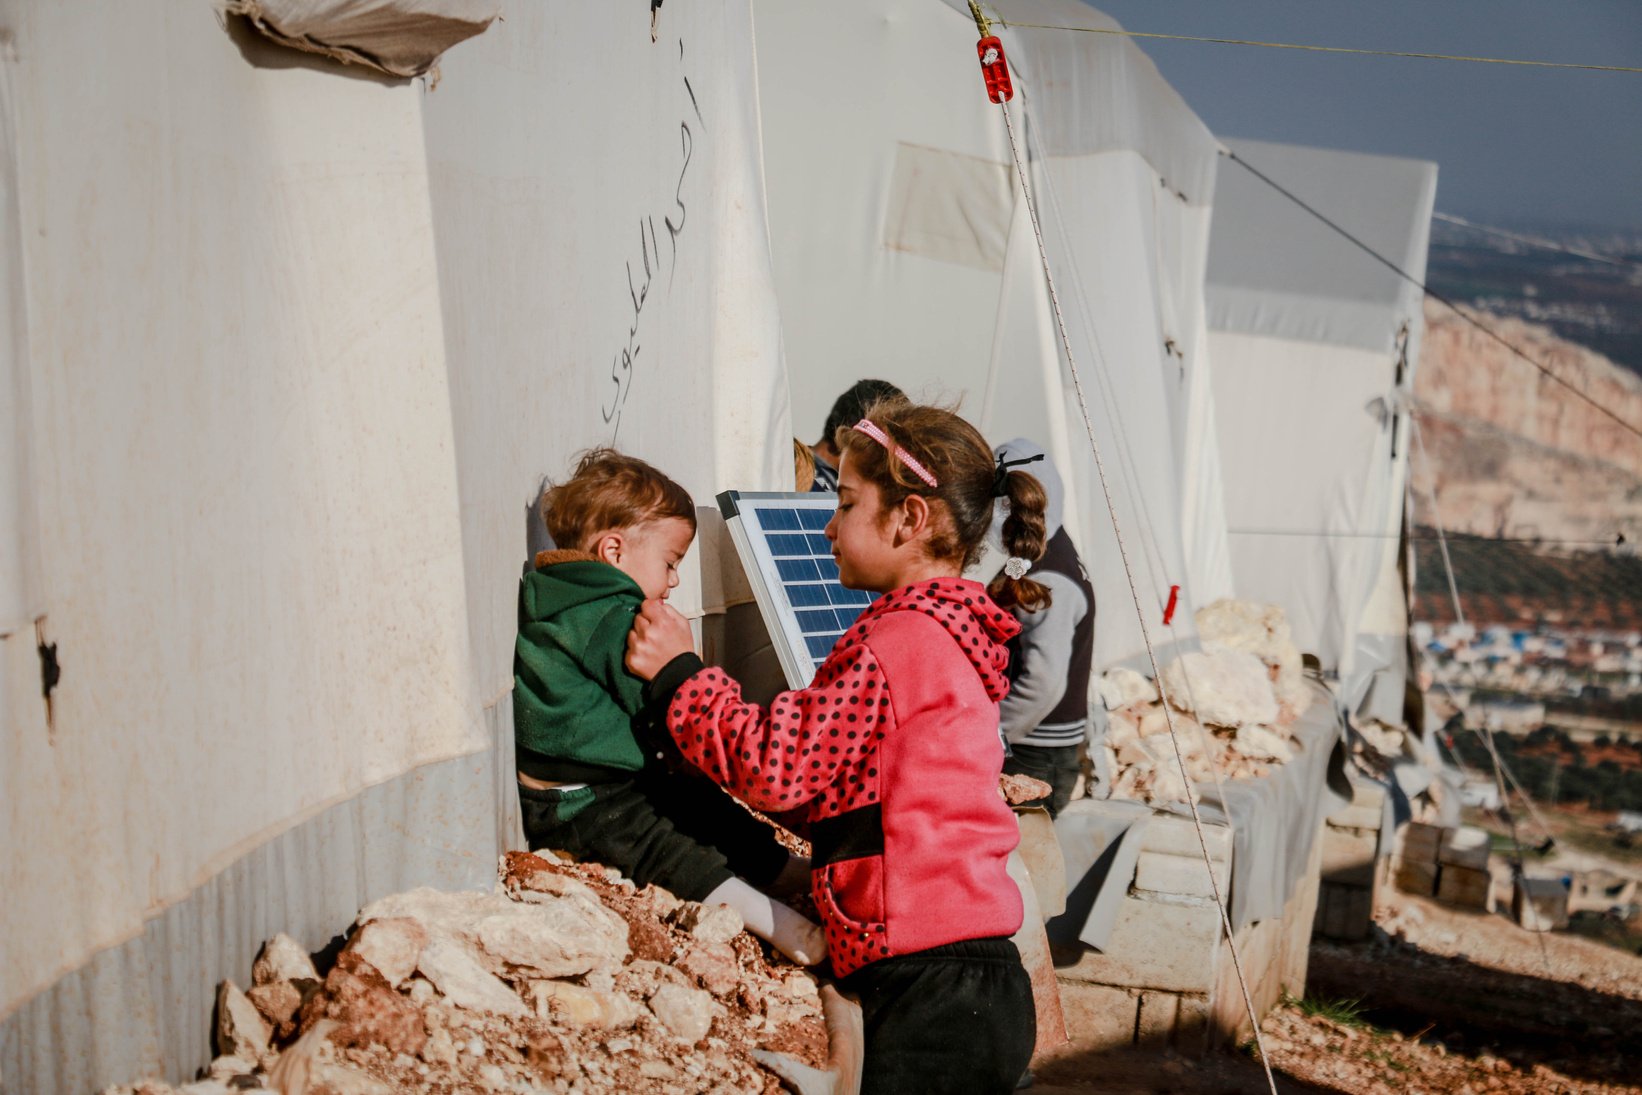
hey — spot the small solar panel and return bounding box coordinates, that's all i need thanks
[718,490,878,687]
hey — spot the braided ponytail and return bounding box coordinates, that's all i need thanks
[988,469,1052,612]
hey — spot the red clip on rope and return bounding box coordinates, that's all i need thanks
[976,36,1014,103]
[1162,584,1180,625]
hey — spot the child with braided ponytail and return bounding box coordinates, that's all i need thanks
[625,398,1047,1094]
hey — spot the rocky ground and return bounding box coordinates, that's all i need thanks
[1032,890,1642,1095]
[103,852,828,1095]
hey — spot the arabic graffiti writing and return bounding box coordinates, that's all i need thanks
[602,40,707,440]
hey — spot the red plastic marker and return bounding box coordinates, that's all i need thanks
[1162,584,1181,625]
[976,36,1014,103]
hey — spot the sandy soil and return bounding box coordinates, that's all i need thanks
[1028,890,1642,1095]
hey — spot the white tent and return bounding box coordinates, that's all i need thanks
[755,0,1234,671]
[1207,138,1437,721]
[0,2,789,1088]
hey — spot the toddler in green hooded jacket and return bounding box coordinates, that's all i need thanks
[513,448,823,965]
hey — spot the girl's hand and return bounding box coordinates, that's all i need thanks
[626,598,696,680]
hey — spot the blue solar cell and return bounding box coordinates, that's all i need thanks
[767,534,813,557]
[816,557,840,581]
[775,557,821,582]
[798,507,832,531]
[761,507,802,531]
[806,633,840,659]
[806,534,831,555]
[795,608,839,634]
[835,606,868,631]
[825,582,858,606]
[786,583,831,607]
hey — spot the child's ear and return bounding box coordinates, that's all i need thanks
[894,494,932,547]
[593,531,625,566]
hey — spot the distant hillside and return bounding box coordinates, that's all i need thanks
[1414,301,1642,547]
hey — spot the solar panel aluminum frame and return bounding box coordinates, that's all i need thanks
[717,489,874,689]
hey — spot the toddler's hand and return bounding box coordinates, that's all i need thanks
[626,598,696,680]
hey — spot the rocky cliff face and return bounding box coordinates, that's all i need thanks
[1413,302,1642,545]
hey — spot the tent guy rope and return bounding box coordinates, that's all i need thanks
[987,19,1642,75]
[964,7,1279,1088]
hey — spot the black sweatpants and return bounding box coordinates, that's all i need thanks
[517,768,790,902]
[839,937,1036,1095]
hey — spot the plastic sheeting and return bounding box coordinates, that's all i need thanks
[1208,139,1436,714]
[755,0,1233,670]
[0,1,790,1087]
[229,0,501,77]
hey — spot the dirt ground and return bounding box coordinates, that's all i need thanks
[1027,890,1642,1095]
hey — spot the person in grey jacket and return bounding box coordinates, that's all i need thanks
[991,439,1097,816]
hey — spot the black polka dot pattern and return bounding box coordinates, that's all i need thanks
[664,577,1022,975]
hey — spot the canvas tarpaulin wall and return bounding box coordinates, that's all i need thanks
[1207,138,1436,720]
[0,52,37,640]
[0,2,789,1089]
[755,0,1234,671]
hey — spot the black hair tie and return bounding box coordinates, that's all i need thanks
[993,451,1045,497]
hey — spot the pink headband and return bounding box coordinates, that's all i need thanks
[852,418,940,489]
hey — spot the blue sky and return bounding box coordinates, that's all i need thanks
[1071,1,1642,230]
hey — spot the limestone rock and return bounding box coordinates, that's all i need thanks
[678,942,742,998]
[204,1056,254,1082]
[360,887,628,980]
[1097,667,1157,710]
[1195,598,1310,717]
[1106,708,1140,750]
[527,980,640,1028]
[345,916,427,988]
[301,950,427,1057]
[999,771,1053,806]
[214,981,271,1063]
[648,982,717,1043]
[251,933,318,988]
[416,936,529,1018]
[500,851,601,905]
[246,980,303,1034]
[1159,649,1278,728]
[673,902,744,946]
[1234,724,1294,763]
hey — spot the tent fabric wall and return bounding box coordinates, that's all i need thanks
[0,1,789,1088]
[0,56,39,638]
[419,1,791,714]
[756,0,1233,669]
[1207,139,1436,716]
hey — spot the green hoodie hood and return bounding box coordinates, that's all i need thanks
[512,551,650,774]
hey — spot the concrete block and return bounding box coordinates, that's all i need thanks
[1136,992,1177,1047]
[1512,878,1570,931]
[1173,993,1213,1055]
[1438,826,1491,870]
[1328,803,1382,831]
[1139,814,1233,863]
[1055,981,1137,1049]
[1436,864,1492,910]
[1056,894,1222,993]
[1320,827,1378,887]
[1134,850,1231,898]
[1394,822,1442,863]
[1391,857,1438,896]
[1314,882,1373,941]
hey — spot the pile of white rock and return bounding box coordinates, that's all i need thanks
[1097,599,1314,806]
[102,852,825,1095]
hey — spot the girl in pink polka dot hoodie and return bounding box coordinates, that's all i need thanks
[628,398,1051,1093]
